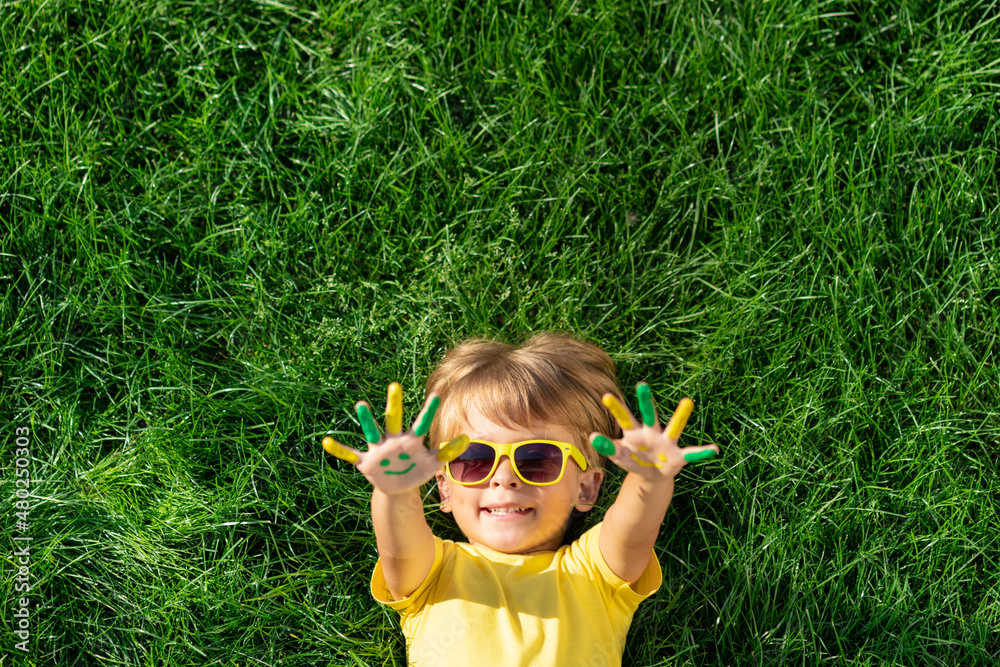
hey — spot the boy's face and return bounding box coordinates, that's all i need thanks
[436,406,603,554]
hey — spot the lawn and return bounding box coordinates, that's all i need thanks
[2,0,999,665]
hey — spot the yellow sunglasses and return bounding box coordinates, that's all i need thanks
[440,439,589,486]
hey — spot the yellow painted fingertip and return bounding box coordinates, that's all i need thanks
[602,394,634,430]
[322,436,359,464]
[666,398,694,438]
[386,382,403,434]
[437,434,470,463]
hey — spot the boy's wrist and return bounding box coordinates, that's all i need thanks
[371,486,430,549]
[628,468,679,487]
[372,485,424,501]
[623,471,675,504]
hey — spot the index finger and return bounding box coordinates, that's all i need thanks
[602,394,635,431]
[412,395,441,437]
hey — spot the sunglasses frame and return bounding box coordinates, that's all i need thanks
[440,439,589,487]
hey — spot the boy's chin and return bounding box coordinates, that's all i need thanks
[465,522,569,555]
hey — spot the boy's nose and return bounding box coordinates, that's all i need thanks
[489,456,521,487]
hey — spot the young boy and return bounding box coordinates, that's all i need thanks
[322,333,719,666]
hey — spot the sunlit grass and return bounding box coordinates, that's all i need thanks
[1,0,998,664]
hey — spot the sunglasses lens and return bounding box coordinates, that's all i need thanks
[449,442,497,484]
[513,442,565,484]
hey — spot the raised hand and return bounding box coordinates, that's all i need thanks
[590,383,719,479]
[322,382,469,496]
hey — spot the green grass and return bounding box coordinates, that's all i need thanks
[2,0,999,664]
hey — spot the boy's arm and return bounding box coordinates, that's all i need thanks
[321,384,469,600]
[592,385,719,584]
[600,474,675,584]
[371,487,436,600]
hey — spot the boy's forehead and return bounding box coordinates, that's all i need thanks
[442,403,582,444]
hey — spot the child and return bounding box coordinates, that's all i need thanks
[322,333,720,666]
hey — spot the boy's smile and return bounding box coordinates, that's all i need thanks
[437,407,603,554]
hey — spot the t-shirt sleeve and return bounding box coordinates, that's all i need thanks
[370,536,445,613]
[579,523,662,617]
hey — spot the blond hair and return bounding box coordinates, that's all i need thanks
[425,332,626,468]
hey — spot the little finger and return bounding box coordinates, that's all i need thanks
[682,443,720,463]
[322,436,362,464]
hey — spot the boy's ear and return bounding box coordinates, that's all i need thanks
[575,468,603,513]
[436,471,452,513]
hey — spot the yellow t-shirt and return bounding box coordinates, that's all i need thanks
[370,523,661,667]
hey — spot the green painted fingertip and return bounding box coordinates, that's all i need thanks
[592,435,616,457]
[636,383,655,427]
[683,449,717,463]
[356,404,381,443]
[413,396,440,437]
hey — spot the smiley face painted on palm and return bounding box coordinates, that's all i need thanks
[380,453,416,475]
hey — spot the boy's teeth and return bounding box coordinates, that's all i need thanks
[487,507,528,515]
